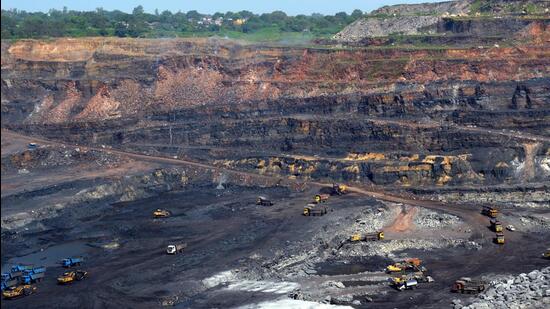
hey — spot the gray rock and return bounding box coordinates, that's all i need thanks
[352,300,361,305]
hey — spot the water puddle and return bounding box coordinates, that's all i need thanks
[2,241,91,272]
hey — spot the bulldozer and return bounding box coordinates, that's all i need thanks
[331,184,347,196]
[490,219,503,232]
[314,194,330,203]
[153,209,171,218]
[481,206,498,218]
[256,197,274,206]
[303,204,328,216]
[494,233,505,245]
[57,270,88,284]
[386,258,423,273]
[2,285,36,299]
[350,231,384,242]
[451,277,486,294]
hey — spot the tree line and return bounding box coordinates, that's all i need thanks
[1,6,365,39]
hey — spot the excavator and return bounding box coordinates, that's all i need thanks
[2,285,36,299]
[153,209,171,218]
[57,270,88,284]
[386,258,424,273]
[331,184,347,195]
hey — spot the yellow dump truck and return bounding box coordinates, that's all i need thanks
[314,194,330,203]
[482,206,498,218]
[153,209,171,218]
[57,270,88,284]
[490,219,503,232]
[2,285,36,299]
[494,233,505,245]
[350,231,384,242]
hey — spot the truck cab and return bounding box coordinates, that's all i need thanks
[494,233,505,244]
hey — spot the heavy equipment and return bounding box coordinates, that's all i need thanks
[57,270,88,284]
[390,277,418,291]
[61,257,83,268]
[490,219,503,232]
[2,284,36,299]
[256,197,273,206]
[543,249,550,259]
[153,208,171,218]
[314,194,330,203]
[482,206,498,218]
[331,184,347,195]
[386,258,423,273]
[1,265,34,291]
[350,231,384,242]
[451,277,486,294]
[167,243,187,254]
[21,267,46,284]
[303,204,328,216]
[494,233,505,244]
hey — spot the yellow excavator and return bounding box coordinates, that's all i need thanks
[2,285,36,299]
[153,209,171,218]
[386,258,423,273]
[331,184,347,195]
[57,270,88,284]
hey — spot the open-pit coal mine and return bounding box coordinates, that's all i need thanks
[1,1,550,308]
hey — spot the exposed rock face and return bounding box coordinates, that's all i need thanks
[333,0,550,43]
[332,16,439,41]
[1,25,549,189]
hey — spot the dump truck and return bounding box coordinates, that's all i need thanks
[8,265,33,278]
[256,197,273,206]
[303,204,328,216]
[482,206,498,218]
[386,258,423,273]
[153,208,171,218]
[61,257,83,268]
[451,277,486,294]
[314,194,330,203]
[1,265,34,290]
[2,284,36,299]
[167,243,187,254]
[390,277,418,291]
[494,233,505,244]
[21,267,46,284]
[57,270,88,284]
[543,249,550,259]
[350,231,384,242]
[331,184,347,195]
[490,219,503,232]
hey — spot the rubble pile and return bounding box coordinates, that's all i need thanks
[455,267,550,309]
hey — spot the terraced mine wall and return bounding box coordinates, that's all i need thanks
[2,38,549,187]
